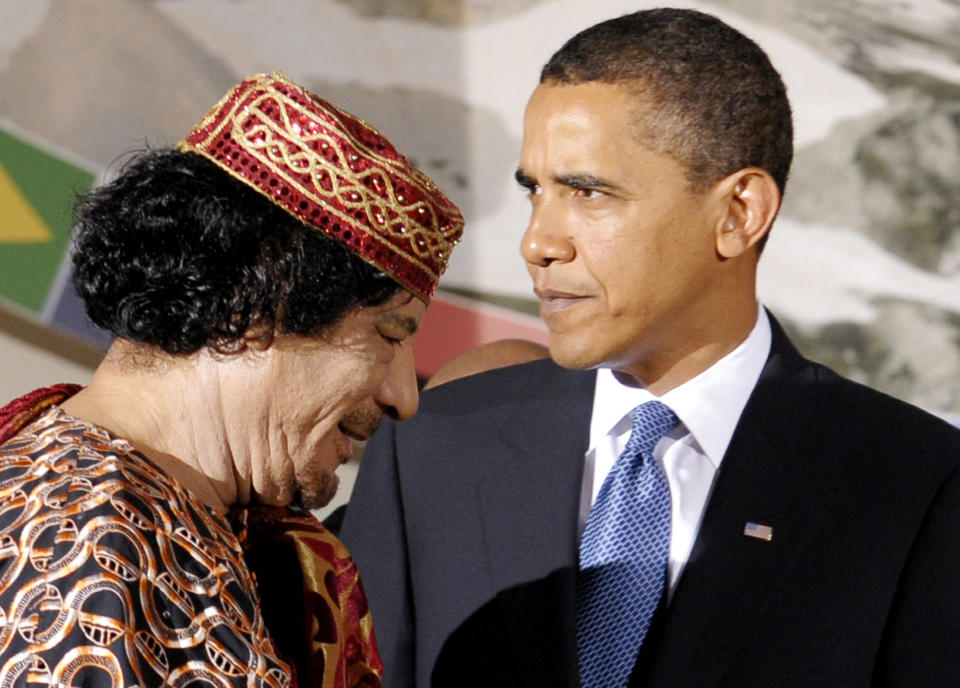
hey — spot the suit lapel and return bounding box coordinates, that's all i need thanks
[475,361,594,685]
[637,320,830,685]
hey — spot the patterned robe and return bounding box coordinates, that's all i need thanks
[0,388,381,688]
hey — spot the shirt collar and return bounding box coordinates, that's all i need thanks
[589,307,772,468]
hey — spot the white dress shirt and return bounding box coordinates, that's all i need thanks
[580,307,772,593]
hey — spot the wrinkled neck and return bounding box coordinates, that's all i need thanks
[60,339,239,512]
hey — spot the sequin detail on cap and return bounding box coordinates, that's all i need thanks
[178,73,464,302]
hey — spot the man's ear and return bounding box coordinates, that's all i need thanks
[713,168,781,259]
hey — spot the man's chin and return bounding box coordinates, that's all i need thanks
[547,339,604,372]
[294,473,340,511]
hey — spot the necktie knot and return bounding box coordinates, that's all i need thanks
[626,400,679,460]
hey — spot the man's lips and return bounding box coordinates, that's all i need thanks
[335,424,372,464]
[338,423,372,443]
[534,287,590,315]
[336,410,385,463]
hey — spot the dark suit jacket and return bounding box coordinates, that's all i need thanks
[341,319,960,687]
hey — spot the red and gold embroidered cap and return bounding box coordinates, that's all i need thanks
[179,73,464,302]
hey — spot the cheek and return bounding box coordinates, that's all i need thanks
[361,347,398,392]
[254,450,298,506]
[307,428,348,467]
[308,353,382,404]
[287,423,345,489]
[581,240,644,309]
[339,344,393,382]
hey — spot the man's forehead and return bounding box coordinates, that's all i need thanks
[320,291,423,345]
[520,82,684,177]
[523,84,636,146]
[371,291,425,323]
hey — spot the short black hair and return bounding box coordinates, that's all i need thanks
[72,148,400,355]
[540,8,793,195]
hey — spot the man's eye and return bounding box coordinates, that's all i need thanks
[379,332,405,346]
[575,187,603,198]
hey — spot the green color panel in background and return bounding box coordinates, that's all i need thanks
[0,128,96,314]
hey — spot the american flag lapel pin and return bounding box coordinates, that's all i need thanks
[743,522,773,541]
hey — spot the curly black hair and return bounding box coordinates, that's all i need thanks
[71,148,400,355]
[540,8,793,197]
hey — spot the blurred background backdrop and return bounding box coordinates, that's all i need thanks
[2,1,958,458]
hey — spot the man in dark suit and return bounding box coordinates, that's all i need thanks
[341,8,960,687]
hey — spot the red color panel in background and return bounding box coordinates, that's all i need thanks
[412,291,549,379]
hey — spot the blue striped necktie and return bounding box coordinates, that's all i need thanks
[576,400,679,687]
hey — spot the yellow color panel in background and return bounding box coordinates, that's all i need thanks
[0,160,53,243]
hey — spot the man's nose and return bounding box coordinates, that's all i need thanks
[376,341,419,420]
[520,200,575,267]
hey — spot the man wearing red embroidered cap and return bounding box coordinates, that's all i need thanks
[0,73,463,688]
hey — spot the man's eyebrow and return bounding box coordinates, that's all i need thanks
[554,173,622,193]
[375,312,419,336]
[515,168,624,194]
